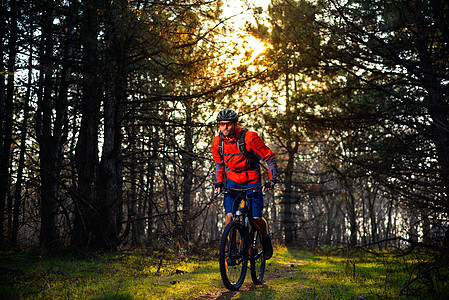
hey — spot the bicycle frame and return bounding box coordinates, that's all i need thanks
[225,186,260,243]
[219,186,266,290]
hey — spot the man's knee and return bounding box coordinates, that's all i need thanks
[226,213,233,225]
[252,217,268,237]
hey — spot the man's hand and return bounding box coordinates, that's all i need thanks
[215,181,224,194]
[262,180,275,193]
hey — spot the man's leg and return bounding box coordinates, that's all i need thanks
[226,212,233,225]
[223,186,238,225]
[253,217,273,260]
[249,185,273,260]
[253,217,268,237]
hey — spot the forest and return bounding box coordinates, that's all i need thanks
[0,0,448,264]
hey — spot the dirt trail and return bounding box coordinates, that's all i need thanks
[191,260,308,299]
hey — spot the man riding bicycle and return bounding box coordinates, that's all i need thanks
[212,108,278,260]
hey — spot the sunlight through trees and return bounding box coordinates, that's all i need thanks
[1,1,448,277]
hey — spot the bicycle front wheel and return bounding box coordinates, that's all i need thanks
[250,229,266,284]
[219,221,248,290]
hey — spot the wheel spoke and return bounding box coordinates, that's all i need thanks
[250,230,265,284]
[219,221,248,290]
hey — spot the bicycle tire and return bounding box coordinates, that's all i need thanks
[250,228,266,284]
[219,221,248,290]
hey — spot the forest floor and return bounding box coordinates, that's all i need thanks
[0,245,447,299]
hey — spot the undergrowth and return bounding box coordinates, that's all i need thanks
[0,246,447,299]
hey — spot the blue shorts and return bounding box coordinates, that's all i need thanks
[224,179,264,218]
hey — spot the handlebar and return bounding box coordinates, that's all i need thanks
[214,183,274,196]
[222,186,262,194]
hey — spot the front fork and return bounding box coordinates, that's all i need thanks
[233,205,251,257]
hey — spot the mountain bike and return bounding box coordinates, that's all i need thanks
[218,186,266,291]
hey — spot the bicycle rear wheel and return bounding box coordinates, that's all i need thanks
[250,229,266,284]
[219,221,248,290]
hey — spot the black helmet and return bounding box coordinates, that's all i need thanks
[217,109,238,122]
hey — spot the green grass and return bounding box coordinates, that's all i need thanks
[0,246,447,299]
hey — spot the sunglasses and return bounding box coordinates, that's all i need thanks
[219,122,235,127]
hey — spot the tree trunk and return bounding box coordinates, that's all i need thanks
[0,0,17,247]
[181,102,194,244]
[283,145,296,246]
[146,146,156,244]
[136,156,146,242]
[96,0,127,250]
[12,43,33,247]
[414,15,449,246]
[146,164,155,244]
[35,0,65,250]
[385,200,393,248]
[281,72,300,246]
[408,208,418,245]
[73,0,100,249]
[348,192,358,247]
[367,189,378,245]
[323,197,337,244]
[145,124,159,244]
[129,147,138,245]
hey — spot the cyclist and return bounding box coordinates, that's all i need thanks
[212,108,278,260]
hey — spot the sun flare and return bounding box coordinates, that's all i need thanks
[245,35,267,63]
[229,34,267,69]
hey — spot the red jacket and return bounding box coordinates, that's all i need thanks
[212,126,278,185]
